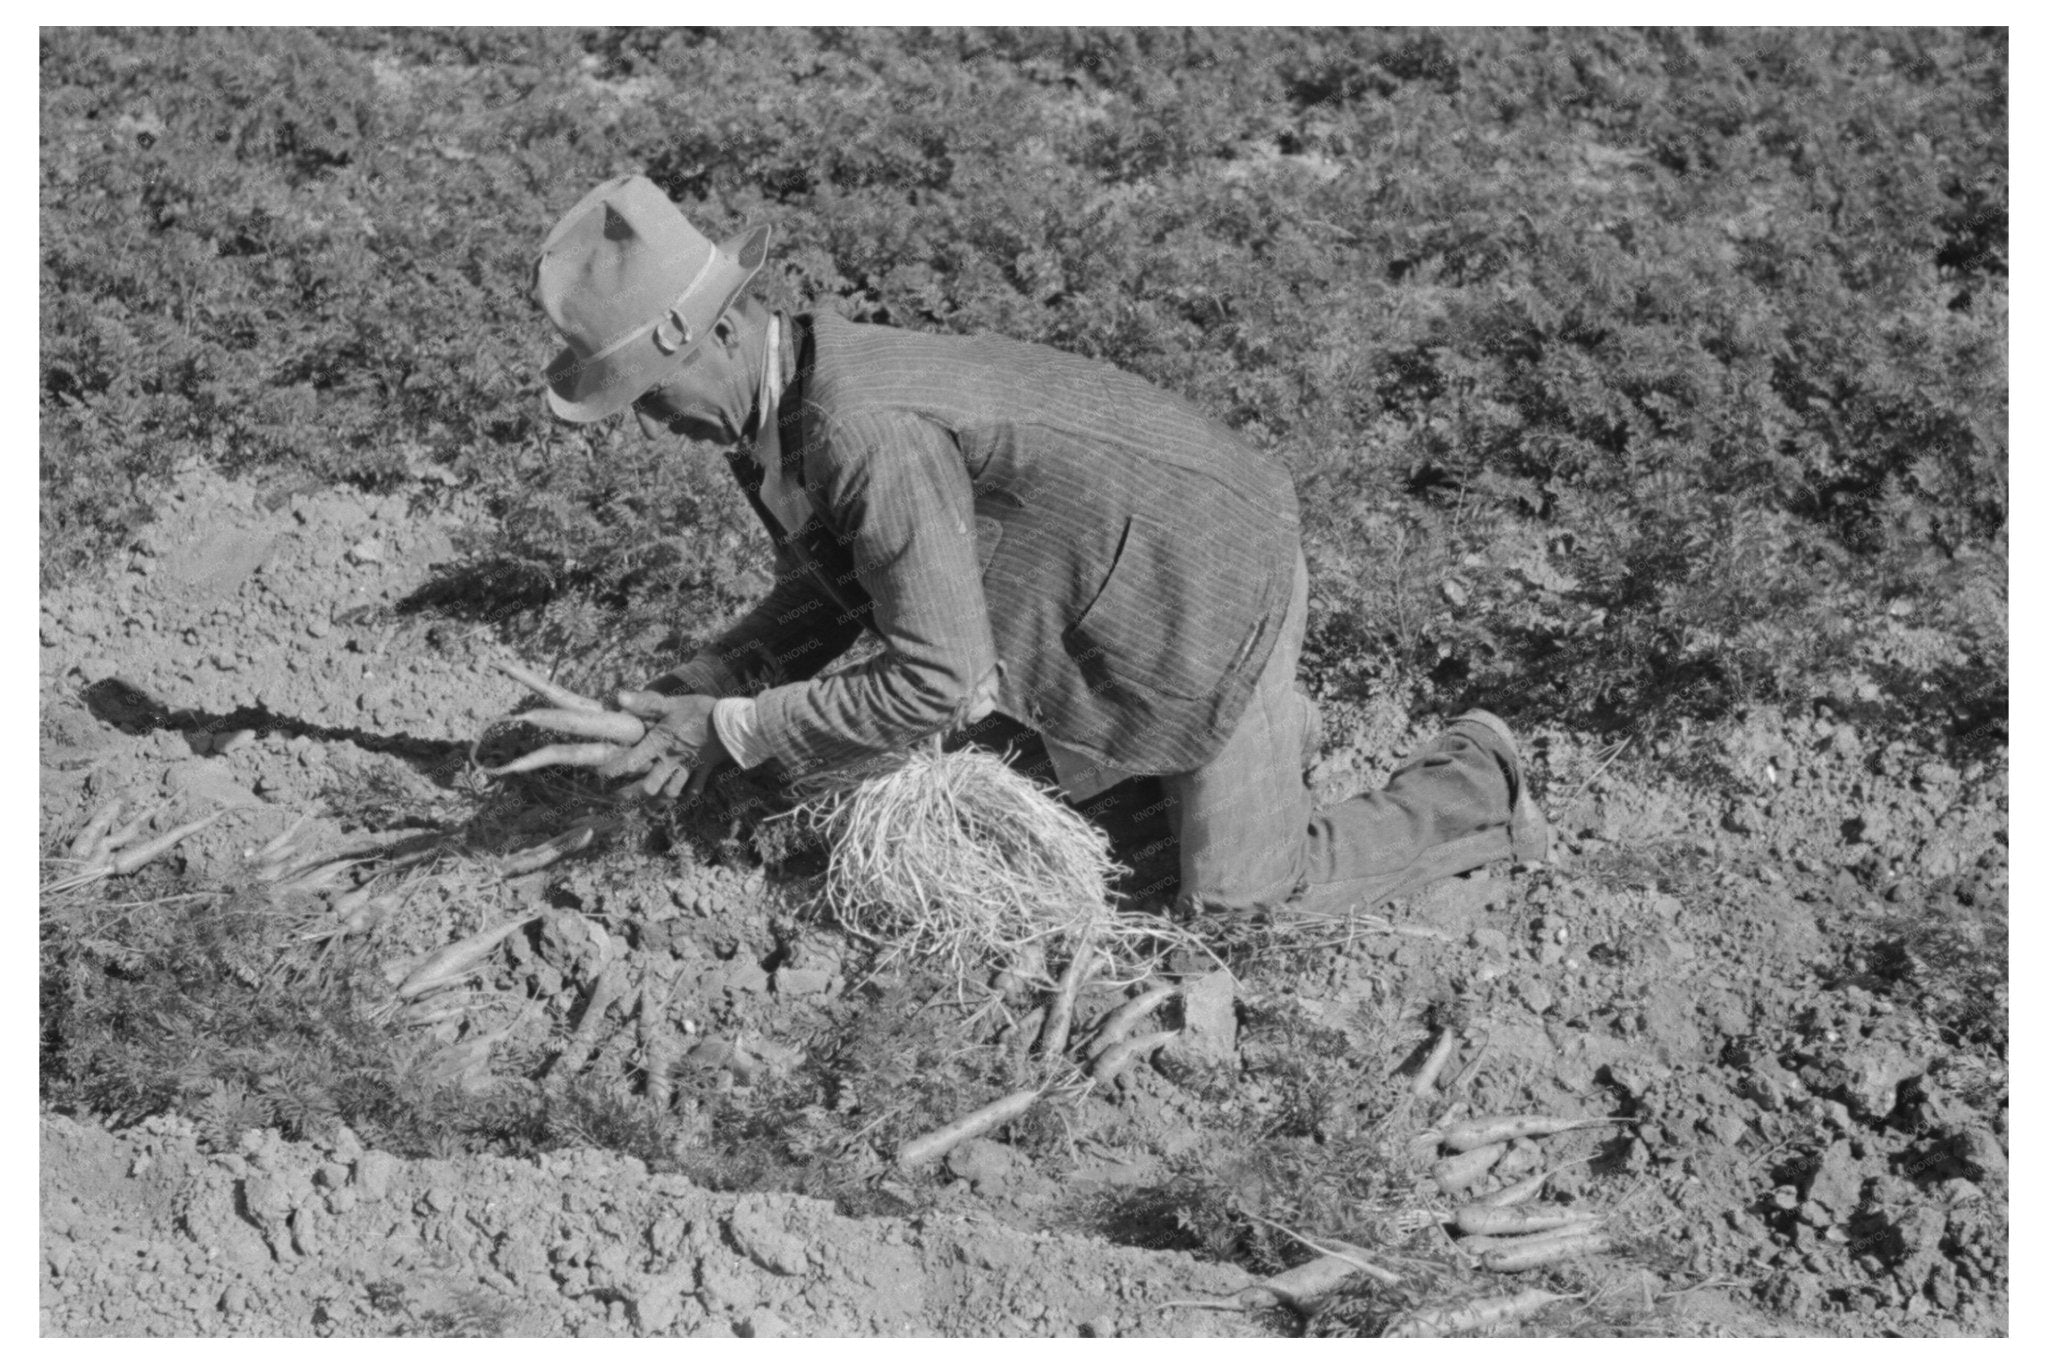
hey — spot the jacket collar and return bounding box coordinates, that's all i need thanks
[747,313,813,536]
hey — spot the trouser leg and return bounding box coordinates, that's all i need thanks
[1285,722,1517,915]
[1167,557,1521,917]
[1163,552,1314,910]
[1163,659,1318,912]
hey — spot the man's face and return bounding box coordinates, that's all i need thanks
[632,318,750,446]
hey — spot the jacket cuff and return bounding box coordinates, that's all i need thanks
[711,696,773,770]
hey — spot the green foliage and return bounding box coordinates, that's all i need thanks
[37,874,697,1162]
[666,972,1014,1206]
[46,884,363,1141]
[41,26,2005,738]
[1084,984,1410,1275]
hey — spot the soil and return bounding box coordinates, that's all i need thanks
[38,459,2008,1337]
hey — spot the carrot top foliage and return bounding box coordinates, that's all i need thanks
[40,26,2005,741]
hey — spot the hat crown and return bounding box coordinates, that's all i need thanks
[535,176,715,357]
[532,175,770,423]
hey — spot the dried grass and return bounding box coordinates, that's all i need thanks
[780,740,1165,988]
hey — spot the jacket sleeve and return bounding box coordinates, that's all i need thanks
[649,543,864,698]
[750,407,997,778]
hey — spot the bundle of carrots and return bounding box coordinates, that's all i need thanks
[47,798,223,892]
[1422,1111,1631,1272]
[469,661,647,776]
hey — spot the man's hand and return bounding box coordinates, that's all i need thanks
[598,692,731,801]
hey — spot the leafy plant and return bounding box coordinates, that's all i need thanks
[41,27,2006,745]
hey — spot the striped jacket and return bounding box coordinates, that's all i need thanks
[662,310,1301,780]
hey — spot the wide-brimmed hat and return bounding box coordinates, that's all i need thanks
[533,175,770,423]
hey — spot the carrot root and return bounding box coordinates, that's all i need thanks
[1441,1113,1628,1152]
[496,821,606,877]
[1455,1215,1610,1256]
[1411,1026,1460,1098]
[1253,1254,1370,1312]
[1454,1204,1601,1238]
[477,741,625,776]
[392,914,541,1001]
[896,1086,1042,1169]
[1480,1168,1553,1208]
[1431,1142,1507,1195]
[1480,1231,1612,1273]
[98,807,160,857]
[69,797,126,862]
[497,660,604,712]
[1035,930,1099,1064]
[1092,1027,1177,1084]
[511,707,647,745]
[1384,1288,1572,1337]
[549,963,627,1079]
[256,812,313,861]
[110,811,223,875]
[1085,983,1177,1061]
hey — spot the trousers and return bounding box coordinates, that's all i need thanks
[1163,554,1523,915]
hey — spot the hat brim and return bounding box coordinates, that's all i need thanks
[544,223,772,424]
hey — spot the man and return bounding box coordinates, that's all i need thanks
[531,175,1547,918]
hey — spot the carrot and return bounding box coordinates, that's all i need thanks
[1478,1158,1594,1208]
[1453,1204,1600,1237]
[1035,930,1099,1065]
[1481,1231,1612,1273]
[392,914,540,1001]
[1455,1220,1607,1255]
[1384,1288,1573,1337]
[477,741,623,776]
[1253,1254,1372,1311]
[497,660,605,712]
[1163,1238,1396,1316]
[1411,1026,1460,1098]
[548,963,627,1079]
[640,984,678,1111]
[644,1032,678,1111]
[495,821,604,877]
[896,1086,1043,1169]
[1431,1142,1507,1195]
[1092,1027,1177,1083]
[256,813,312,862]
[98,806,161,859]
[1085,983,1177,1060]
[274,857,369,894]
[1481,1169,1551,1208]
[510,707,647,745]
[69,797,125,862]
[110,811,222,875]
[1441,1113,1628,1152]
